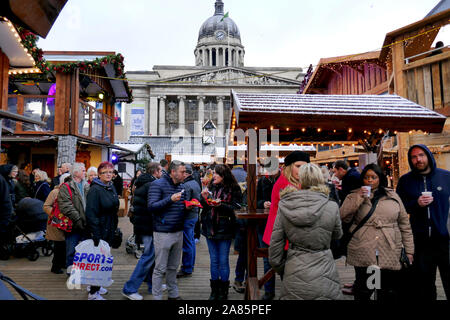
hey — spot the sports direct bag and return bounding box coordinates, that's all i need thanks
[67,240,114,288]
[49,183,73,232]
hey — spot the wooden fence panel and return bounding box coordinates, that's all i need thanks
[442,59,450,108]
[423,65,433,109]
[431,63,442,109]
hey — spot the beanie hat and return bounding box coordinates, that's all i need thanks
[185,164,193,174]
[284,151,310,166]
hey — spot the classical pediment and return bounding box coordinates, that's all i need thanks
[158,67,301,86]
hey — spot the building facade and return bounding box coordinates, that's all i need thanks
[117,0,305,163]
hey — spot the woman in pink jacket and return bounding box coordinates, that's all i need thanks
[262,151,310,246]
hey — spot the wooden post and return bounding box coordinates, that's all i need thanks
[0,50,9,111]
[246,129,258,214]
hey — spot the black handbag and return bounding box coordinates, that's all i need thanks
[111,228,123,249]
[332,197,380,259]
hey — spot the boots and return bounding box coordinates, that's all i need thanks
[217,280,230,300]
[209,280,220,300]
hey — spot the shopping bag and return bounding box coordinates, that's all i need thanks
[67,239,114,288]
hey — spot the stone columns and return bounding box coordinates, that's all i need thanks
[217,96,225,137]
[158,96,166,135]
[209,49,212,67]
[57,135,77,167]
[202,49,206,67]
[223,48,227,66]
[149,96,158,136]
[197,96,206,137]
[178,95,186,133]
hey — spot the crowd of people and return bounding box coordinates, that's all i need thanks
[0,143,448,301]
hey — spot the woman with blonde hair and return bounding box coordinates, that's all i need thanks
[269,163,343,299]
[33,169,51,202]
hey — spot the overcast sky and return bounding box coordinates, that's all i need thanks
[38,0,447,72]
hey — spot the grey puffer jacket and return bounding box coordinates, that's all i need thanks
[269,186,343,300]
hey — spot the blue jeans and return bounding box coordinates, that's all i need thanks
[65,231,86,268]
[123,235,155,294]
[181,217,198,274]
[257,223,275,294]
[206,238,232,281]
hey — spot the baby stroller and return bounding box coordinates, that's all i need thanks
[125,234,143,259]
[8,198,54,261]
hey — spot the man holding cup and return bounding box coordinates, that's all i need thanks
[396,144,450,300]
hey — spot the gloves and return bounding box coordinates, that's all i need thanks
[93,238,100,247]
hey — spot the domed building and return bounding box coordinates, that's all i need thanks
[195,0,244,67]
[117,0,306,168]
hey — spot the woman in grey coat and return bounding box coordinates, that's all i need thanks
[269,163,343,300]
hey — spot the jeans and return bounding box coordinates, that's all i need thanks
[65,231,86,268]
[206,238,232,281]
[152,231,183,300]
[413,238,449,300]
[181,217,198,274]
[123,235,155,294]
[257,222,275,294]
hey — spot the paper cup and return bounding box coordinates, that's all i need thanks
[422,191,432,197]
[361,186,371,197]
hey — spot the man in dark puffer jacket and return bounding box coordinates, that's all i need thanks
[148,161,186,300]
[122,162,162,300]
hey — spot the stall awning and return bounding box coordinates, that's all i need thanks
[231,91,446,135]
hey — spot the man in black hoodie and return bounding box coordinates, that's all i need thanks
[397,144,449,300]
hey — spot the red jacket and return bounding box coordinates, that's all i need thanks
[263,173,297,246]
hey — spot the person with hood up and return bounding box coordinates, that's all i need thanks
[0,173,13,260]
[269,163,343,300]
[85,161,120,300]
[396,144,449,300]
[0,164,18,206]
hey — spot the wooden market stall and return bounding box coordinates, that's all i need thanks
[228,90,446,299]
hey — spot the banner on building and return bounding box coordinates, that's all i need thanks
[130,105,145,136]
[114,102,122,125]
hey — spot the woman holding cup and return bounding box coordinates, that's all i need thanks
[200,164,242,300]
[340,163,414,300]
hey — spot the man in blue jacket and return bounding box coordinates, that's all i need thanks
[148,161,186,300]
[396,144,449,300]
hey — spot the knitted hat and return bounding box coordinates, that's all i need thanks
[284,151,310,166]
[185,164,193,174]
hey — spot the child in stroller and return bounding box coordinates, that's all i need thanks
[1,198,53,261]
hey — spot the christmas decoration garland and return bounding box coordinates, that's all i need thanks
[16,26,133,102]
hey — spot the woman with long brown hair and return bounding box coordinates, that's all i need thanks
[200,164,242,300]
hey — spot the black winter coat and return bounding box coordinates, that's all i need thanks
[85,178,119,245]
[256,175,278,209]
[0,164,15,205]
[131,173,156,236]
[0,174,13,234]
[200,183,242,240]
[339,167,361,204]
[33,180,51,203]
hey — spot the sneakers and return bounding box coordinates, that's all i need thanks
[162,284,167,291]
[87,286,108,295]
[232,280,245,294]
[122,292,143,300]
[168,296,182,300]
[88,292,106,300]
[51,266,63,274]
[176,270,192,278]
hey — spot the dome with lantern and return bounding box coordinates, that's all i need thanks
[198,0,241,41]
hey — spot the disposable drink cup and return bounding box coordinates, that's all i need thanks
[361,186,371,197]
[422,191,432,197]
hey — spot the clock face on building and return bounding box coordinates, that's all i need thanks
[215,31,225,41]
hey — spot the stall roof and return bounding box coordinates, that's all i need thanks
[112,143,146,154]
[231,91,446,134]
